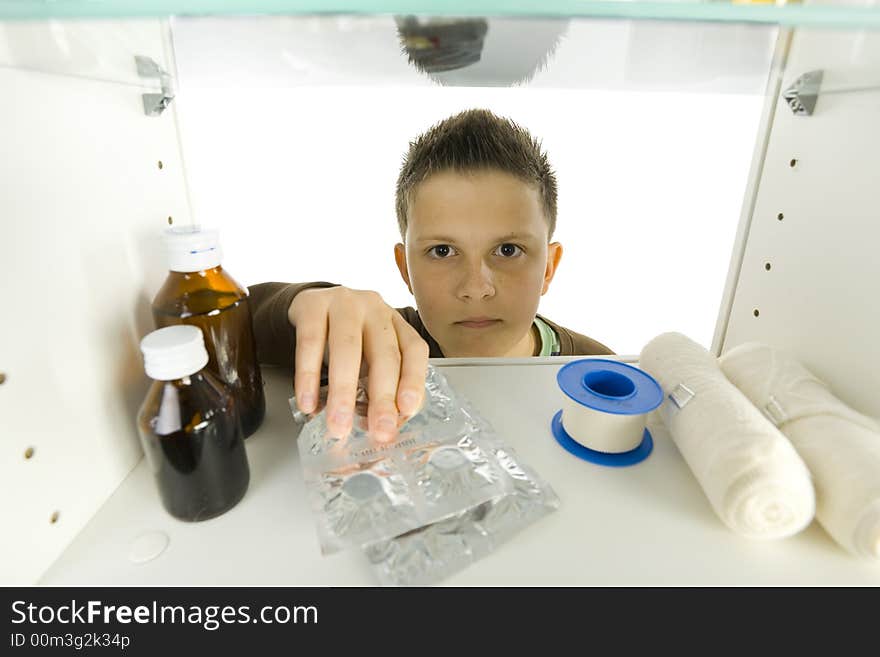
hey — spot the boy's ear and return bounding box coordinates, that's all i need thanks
[542,242,563,295]
[394,243,413,294]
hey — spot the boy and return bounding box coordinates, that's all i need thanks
[249,109,613,442]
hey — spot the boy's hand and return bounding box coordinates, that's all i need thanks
[288,286,429,442]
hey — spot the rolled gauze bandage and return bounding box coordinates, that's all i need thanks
[639,332,815,540]
[719,342,880,558]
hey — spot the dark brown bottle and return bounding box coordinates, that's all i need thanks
[137,324,249,522]
[152,227,265,438]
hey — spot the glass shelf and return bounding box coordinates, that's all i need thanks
[1,1,879,29]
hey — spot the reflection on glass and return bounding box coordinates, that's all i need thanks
[0,19,169,85]
[169,15,776,94]
[397,17,489,74]
[395,16,570,86]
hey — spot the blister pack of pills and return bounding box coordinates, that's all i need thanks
[362,430,560,586]
[291,365,513,555]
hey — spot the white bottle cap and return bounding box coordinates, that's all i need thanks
[161,225,222,272]
[140,325,210,381]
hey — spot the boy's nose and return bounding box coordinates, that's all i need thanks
[456,260,496,300]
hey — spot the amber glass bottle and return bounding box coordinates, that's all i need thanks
[137,324,249,522]
[152,227,265,438]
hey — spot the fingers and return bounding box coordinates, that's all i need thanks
[324,299,364,438]
[289,287,429,443]
[292,302,328,416]
[392,312,429,418]
[363,313,403,443]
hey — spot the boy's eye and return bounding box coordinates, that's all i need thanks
[496,243,523,258]
[427,244,455,258]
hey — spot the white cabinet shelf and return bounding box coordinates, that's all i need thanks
[40,361,880,586]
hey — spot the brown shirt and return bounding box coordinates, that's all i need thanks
[248,281,614,370]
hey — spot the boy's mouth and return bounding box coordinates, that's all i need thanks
[455,317,501,329]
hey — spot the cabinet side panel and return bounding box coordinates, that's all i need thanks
[0,23,191,584]
[722,27,880,418]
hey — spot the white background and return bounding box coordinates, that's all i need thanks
[171,16,775,356]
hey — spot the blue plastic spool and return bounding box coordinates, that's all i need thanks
[552,359,663,467]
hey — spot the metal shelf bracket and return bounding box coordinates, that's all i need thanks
[784,69,880,116]
[136,55,175,117]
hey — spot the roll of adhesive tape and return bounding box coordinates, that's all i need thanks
[551,359,663,467]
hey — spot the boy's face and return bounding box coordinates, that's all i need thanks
[394,169,562,358]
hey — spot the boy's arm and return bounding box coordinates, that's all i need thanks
[248,281,339,369]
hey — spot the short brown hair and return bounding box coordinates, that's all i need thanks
[395,109,558,240]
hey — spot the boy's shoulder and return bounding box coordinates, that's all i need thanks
[537,314,615,356]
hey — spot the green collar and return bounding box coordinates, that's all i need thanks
[534,315,561,356]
